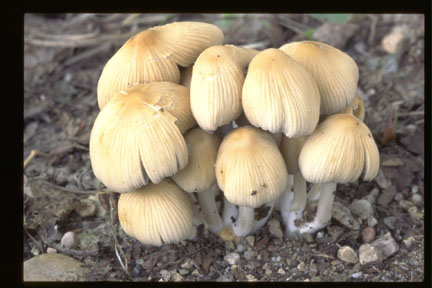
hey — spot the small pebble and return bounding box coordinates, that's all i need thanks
[171,272,183,282]
[359,244,383,265]
[277,268,285,275]
[61,231,79,249]
[367,216,378,227]
[399,199,415,210]
[351,271,363,279]
[394,192,404,202]
[132,264,143,277]
[245,274,257,281]
[362,227,376,243]
[337,246,358,263]
[236,243,245,253]
[245,236,255,247]
[265,268,272,276]
[224,252,240,265]
[383,216,397,230]
[411,185,418,194]
[159,269,171,281]
[411,194,423,205]
[243,250,255,261]
[297,261,305,271]
[180,259,192,270]
[75,199,97,218]
[46,247,57,254]
[224,241,235,251]
[371,232,399,260]
[403,236,416,248]
[178,268,189,276]
[350,199,374,220]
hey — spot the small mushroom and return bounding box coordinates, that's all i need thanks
[215,126,288,237]
[171,127,234,239]
[190,44,258,133]
[298,113,380,234]
[118,179,193,246]
[242,48,320,138]
[280,41,359,115]
[278,135,308,235]
[90,82,193,193]
[97,21,224,109]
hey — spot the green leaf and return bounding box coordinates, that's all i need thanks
[311,14,351,24]
[303,28,315,40]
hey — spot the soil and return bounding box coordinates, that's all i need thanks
[23,13,425,283]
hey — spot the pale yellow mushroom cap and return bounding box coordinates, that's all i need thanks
[172,127,221,193]
[298,114,380,184]
[215,126,288,208]
[97,21,224,109]
[242,48,320,138]
[280,41,359,115]
[90,82,191,193]
[118,179,193,246]
[190,45,258,133]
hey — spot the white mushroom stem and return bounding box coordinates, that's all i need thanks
[299,182,337,234]
[222,196,238,226]
[307,183,322,202]
[250,201,275,234]
[232,206,255,237]
[279,176,300,235]
[290,171,307,211]
[197,183,225,234]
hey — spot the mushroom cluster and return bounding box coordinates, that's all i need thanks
[89,20,380,246]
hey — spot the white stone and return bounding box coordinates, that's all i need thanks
[359,244,383,265]
[224,252,240,265]
[337,246,358,263]
[61,231,79,249]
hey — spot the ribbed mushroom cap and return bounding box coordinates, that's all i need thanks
[215,126,288,208]
[172,127,222,193]
[97,21,224,109]
[190,45,258,132]
[90,82,190,193]
[343,92,365,121]
[280,135,307,175]
[118,179,193,246]
[299,113,380,184]
[242,48,320,138]
[279,41,359,115]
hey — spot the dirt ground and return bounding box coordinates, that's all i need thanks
[23,13,426,283]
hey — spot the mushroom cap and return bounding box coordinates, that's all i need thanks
[172,127,222,193]
[279,41,359,115]
[280,135,307,175]
[242,48,320,138]
[190,45,258,133]
[215,126,288,208]
[90,82,190,193]
[97,21,224,109]
[118,179,193,246]
[298,113,380,184]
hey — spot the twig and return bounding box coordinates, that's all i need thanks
[109,195,130,276]
[27,178,99,194]
[50,243,99,257]
[367,14,379,46]
[63,42,111,67]
[24,149,49,168]
[25,32,135,48]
